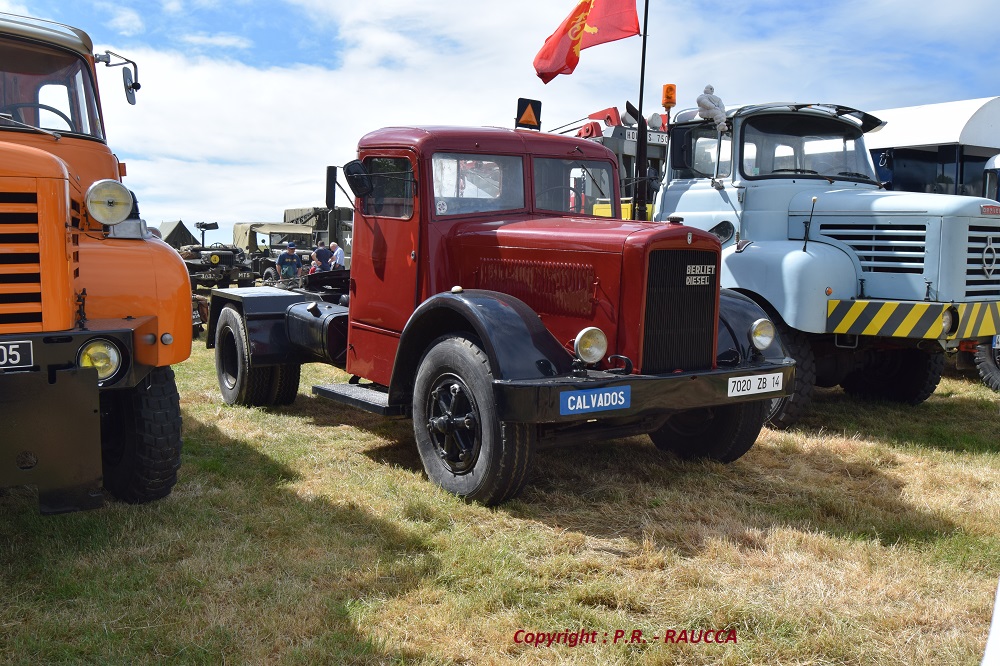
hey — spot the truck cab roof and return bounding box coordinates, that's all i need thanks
[359,125,618,162]
[0,12,93,58]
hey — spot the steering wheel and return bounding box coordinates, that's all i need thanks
[210,242,227,249]
[0,103,74,130]
[537,185,583,213]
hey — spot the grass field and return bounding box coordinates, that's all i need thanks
[2,343,999,665]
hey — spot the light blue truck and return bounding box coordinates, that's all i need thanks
[649,101,1000,426]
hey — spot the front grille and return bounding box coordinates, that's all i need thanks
[642,249,716,373]
[967,225,1000,299]
[0,192,42,330]
[819,222,925,274]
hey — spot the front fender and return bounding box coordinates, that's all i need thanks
[721,240,857,333]
[717,289,789,366]
[388,289,574,407]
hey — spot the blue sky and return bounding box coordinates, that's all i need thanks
[2,0,997,241]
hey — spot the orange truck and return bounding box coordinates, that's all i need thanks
[0,13,191,513]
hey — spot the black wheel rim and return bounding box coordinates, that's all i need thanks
[992,340,1000,367]
[424,373,481,474]
[219,327,239,390]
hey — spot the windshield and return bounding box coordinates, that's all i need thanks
[0,35,104,139]
[534,157,617,217]
[431,153,524,217]
[740,113,875,182]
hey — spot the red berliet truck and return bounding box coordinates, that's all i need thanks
[207,126,794,505]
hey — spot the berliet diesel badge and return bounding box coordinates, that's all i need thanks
[986,236,997,279]
[687,232,692,245]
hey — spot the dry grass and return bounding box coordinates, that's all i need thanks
[2,344,998,665]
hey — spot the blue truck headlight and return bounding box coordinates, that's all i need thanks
[78,338,124,383]
[749,318,776,351]
[574,327,608,364]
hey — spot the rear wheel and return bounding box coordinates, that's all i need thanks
[841,349,943,404]
[412,336,535,505]
[976,338,1000,392]
[262,267,279,282]
[271,364,301,405]
[215,305,273,406]
[649,399,767,463]
[100,366,182,503]
[765,324,815,430]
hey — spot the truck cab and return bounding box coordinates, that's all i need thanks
[0,13,191,512]
[655,101,1000,427]
[208,126,795,505]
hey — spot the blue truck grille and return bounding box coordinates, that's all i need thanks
[642,249,716,373]
[967,225,1000,299]
[819,222,926,274]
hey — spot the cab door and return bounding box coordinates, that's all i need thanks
[346,151,420,383]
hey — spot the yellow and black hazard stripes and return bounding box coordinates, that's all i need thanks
[826,300,1000,339]
[954,301,1000,339]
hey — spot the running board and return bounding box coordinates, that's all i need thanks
[312,382,406,417]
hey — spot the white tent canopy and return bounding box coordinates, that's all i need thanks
[866,97,1000,153]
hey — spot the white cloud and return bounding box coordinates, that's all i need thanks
[179,32,252,49]
[0,1,30,14]
[85,0,999,235]
[104,5,144,36]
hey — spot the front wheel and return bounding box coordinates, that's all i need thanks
[649,399,768,463]
[100,366,182,503]
[262,267,279,282]
[841,349,943,404]
[412,336,535,505]
[765,324,815,430]
[975,338,1000,392]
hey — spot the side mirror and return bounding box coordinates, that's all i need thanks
[325,166,338,209]
[343,160,373,198]
[122,68,137,105]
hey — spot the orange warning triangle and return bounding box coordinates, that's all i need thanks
[519,104,539,128]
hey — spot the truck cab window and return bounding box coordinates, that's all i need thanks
[740,113,876,182]
[534,157,615,216]
[362,156,414,218]
[431,153,524,216]
[0,36,103,138]
[670,124,731,179]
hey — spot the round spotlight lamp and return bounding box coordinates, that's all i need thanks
[574,327,608,364]
[85,179,132,226]
[78,338,123,383]
[749,318,776,351]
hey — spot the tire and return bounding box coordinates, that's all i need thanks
[841,349,943,404]
[765,324,815,430]
[976,339,1000,392]
[412,336,535,505]
[271,363,301,405]
[649,399,768,463]
[262,267,279,282]
[100,366,182,503]
[215,305,274,406]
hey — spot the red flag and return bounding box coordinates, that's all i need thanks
[533,0,640,84]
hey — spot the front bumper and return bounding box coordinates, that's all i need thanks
[827,299,1000,341]
[493,360,795,423]
[0,325,145,513]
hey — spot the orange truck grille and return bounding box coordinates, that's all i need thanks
[0,191,43,331]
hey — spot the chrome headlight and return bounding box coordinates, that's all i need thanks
[941,307,958,336]
[749,318,776,351]
[85,179,133,226]
[574,327,608,364]
[78,338,124,383]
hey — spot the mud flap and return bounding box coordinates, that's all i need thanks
[1,368,104,513]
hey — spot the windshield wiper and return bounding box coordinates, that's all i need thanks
[836,171,884,188]
[575,162,606,198]
[0,113,61,140]
[772,168,834,183]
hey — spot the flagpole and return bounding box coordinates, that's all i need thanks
[637,0,649,121]
[632,0,651,221]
